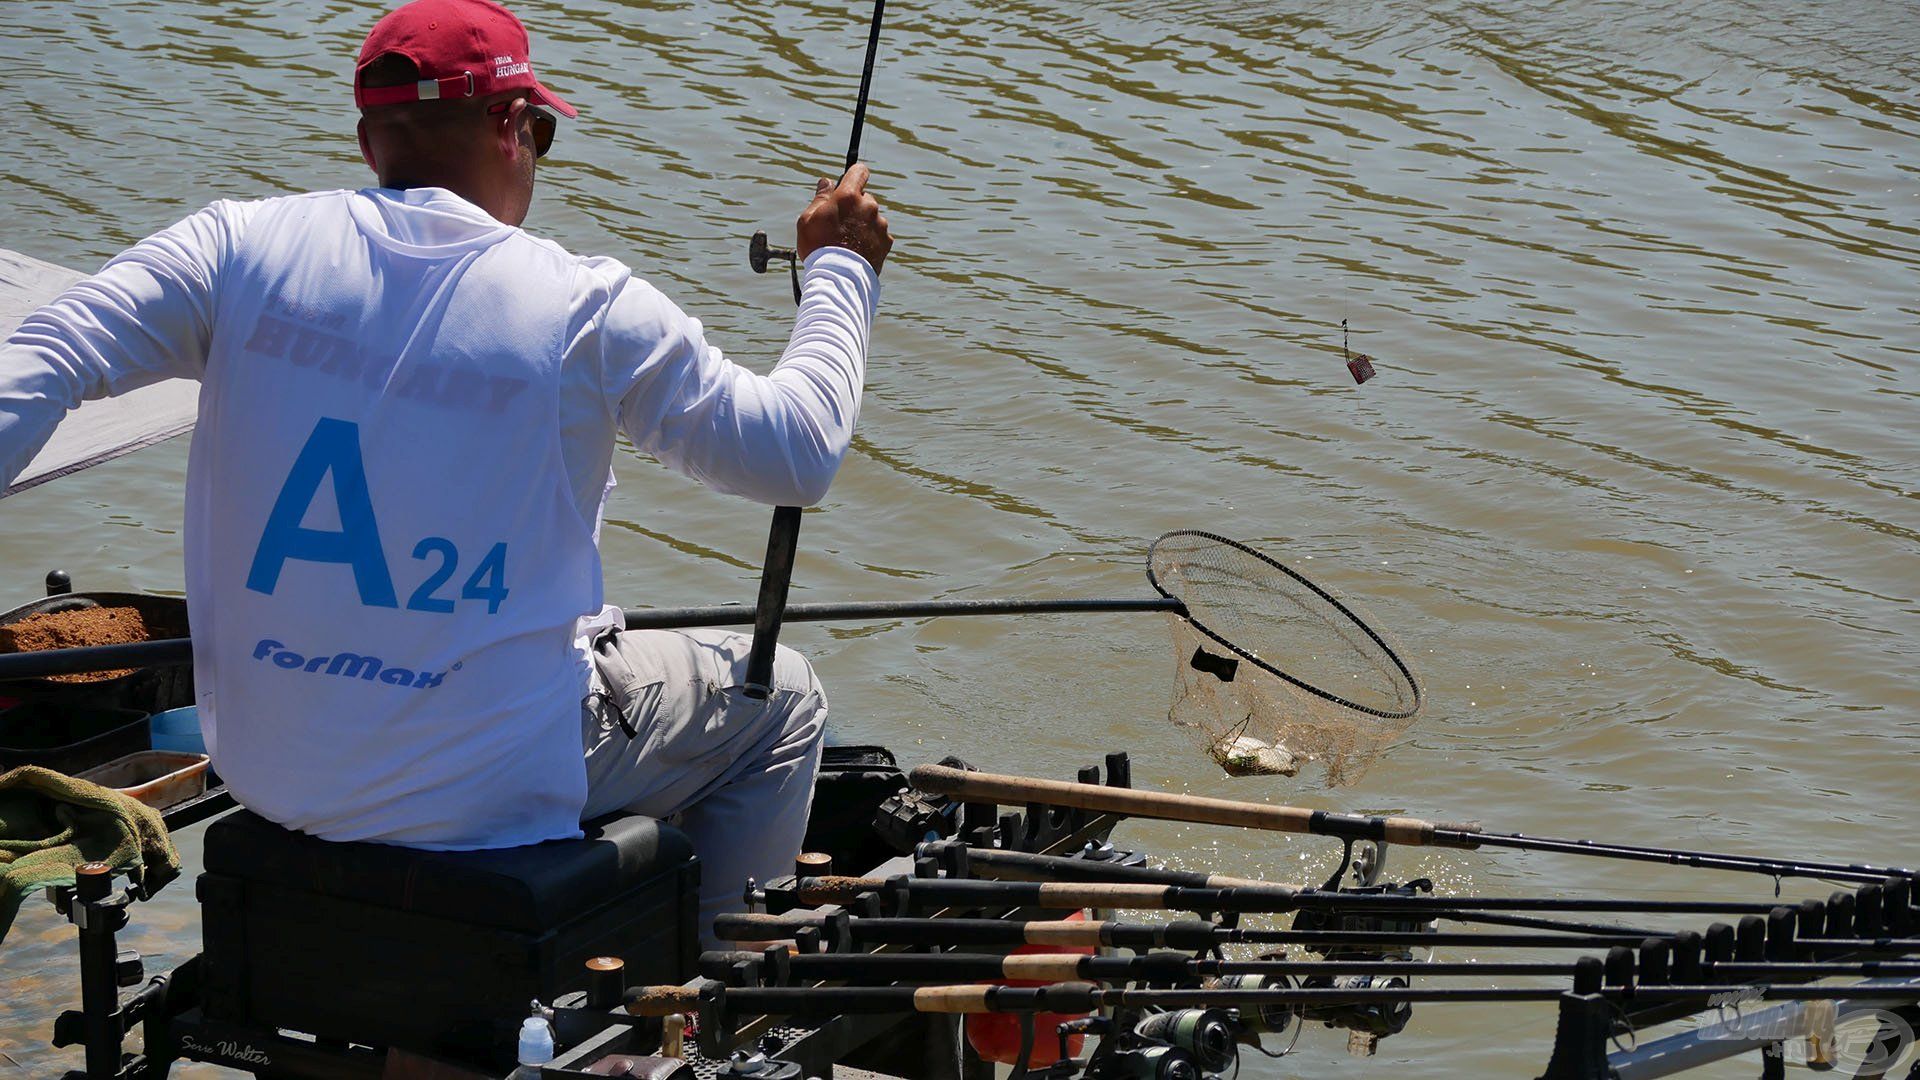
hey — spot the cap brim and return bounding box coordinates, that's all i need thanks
[530,79,577,119]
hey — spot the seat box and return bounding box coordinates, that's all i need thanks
[198,810,699,1069]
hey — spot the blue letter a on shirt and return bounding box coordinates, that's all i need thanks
[245,418,398,607]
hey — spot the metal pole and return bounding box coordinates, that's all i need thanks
[0,596,1182,681]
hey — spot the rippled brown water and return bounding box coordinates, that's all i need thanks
[4,0,1917,1075]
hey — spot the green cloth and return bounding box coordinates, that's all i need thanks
[0,764,181,943]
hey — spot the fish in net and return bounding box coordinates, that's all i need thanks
[1147,530,1422,786]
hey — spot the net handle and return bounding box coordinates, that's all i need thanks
[1147,529,1423,720]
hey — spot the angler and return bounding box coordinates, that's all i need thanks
[0,0,891,936]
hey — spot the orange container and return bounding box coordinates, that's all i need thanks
[77,750,210,811]
[964,911,1094,1066]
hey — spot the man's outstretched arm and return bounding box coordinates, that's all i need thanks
[0,203,248,491]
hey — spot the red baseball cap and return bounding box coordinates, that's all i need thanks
[355,0,576,118]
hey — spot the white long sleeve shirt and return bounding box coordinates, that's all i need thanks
[0,187,877,847]
[1,188,876,519]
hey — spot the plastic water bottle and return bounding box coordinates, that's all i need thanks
[508,1015,555,1078]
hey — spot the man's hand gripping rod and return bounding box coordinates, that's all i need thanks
[740,0,888,699]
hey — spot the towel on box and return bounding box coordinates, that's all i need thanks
[0,764,180,942]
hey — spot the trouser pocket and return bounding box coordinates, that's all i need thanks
[589,626,667,741]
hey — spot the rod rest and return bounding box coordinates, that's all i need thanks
[1736,916,1767,962]
[1636,938,1671,985]
[1854,883,1885,937]
[1885,878,1915,936]
[1766,908,1798,962]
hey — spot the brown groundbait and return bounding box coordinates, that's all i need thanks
[0,606,153,683]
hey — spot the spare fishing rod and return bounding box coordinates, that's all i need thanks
[620,978,1920,1019]
[700,946,1920,987]
[910,764,1917,883]
[0,595,1181,681]
[700,949,1620,984]
[775,874,1786,917]
[711,911,1654,952]
[913,842,1861,938]
[739,0,889,700]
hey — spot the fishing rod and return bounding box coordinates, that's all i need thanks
[620,978,1920,1019]
[780,874,1785,916]
[1442,911,1671,937]
[738,0,889,700]
[699,948,1920,987]
[930,844,1906,939]
[703,950,1584,984]
[0,595,1180,681]
[711,911,1653,951]
[931,843,1268,888]
[910,764,1917,883]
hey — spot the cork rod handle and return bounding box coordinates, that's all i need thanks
[911,764,1438,846]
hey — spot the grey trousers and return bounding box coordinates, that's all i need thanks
[581,627,827,944]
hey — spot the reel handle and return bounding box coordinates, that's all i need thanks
[747,230,803,305]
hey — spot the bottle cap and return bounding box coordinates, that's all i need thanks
[518,1016,555,1066]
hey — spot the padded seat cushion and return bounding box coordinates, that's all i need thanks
[203,809,693,933]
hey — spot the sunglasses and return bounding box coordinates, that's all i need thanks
[486,98,557,159]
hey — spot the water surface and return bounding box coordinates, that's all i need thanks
[3,0,1916,1075]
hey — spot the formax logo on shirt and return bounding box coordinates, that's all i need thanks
[251,639,453,690]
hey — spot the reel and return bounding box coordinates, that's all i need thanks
[1108,1045,1203,1079]
[1301,973,1413,1039]
[1208,974,1295,1039]
[1132,1009,1238,1073]
[1292,878,1437,961]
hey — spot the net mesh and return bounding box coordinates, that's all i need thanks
[1148,531,1421,787]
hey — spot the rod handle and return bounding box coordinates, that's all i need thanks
[714,912,818,941]
[624,985,700,1016]
[911,764,1439,846]
[911,985,995,1014]
[1000,955,1090,983]
[743,505,804,699]
[796,875,885,906]
[1024,920,1107,947]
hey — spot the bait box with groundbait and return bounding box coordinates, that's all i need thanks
[0,590,194,714]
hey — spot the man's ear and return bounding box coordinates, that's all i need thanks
[495,101,523,163]
[357,118,376,172]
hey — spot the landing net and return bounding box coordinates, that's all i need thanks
[1147,530,1422,786]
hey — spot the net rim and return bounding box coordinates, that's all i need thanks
[1146,529,1423,721]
